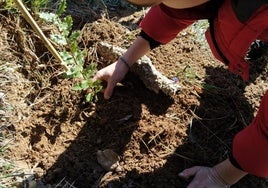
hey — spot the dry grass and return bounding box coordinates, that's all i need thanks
[0,7,81,188]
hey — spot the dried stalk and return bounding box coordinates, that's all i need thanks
[13,0,67,70]
[97,42,181,95]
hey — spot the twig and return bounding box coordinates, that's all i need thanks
[159,142,194,161]
[139,137,151,154]
[189,109,230,150]
[29,93,51,107]
[13,0,67,70]
[231,97,248,127]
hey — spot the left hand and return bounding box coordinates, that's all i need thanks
[179,166,230,188]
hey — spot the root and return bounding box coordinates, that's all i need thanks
[97,42,181,96]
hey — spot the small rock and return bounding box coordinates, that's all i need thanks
[97,149,123,172]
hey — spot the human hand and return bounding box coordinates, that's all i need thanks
[179,166,230,188]
[93,60,129,99]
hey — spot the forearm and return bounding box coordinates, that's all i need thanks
[121,36,151,66]
[213,159,248,185]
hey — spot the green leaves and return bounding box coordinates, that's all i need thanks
[69,31,80,43]
[38,1,102,102]
[38,12,59,24]
[38,12,73,38]
[73,80,91,91]
[61,16,73,37]
[71,64,102,102]
[25,0,48,12]
[60,50,83,78]
[50,34,67,45]
[56,0,67,15]
[73,79,102,102]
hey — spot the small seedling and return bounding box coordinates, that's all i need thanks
[38,2,102,102]
[177,65,198,85]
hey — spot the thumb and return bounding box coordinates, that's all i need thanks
[178,166,201,179]
[93,71,104,82]
[104,79,116,99]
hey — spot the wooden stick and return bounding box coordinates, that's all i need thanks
[13,0,67,70]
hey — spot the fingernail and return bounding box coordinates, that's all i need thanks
[104,94,110,100]
[178,172,184,176]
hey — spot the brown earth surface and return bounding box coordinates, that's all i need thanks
[1,2,268,188]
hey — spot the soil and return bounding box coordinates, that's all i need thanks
[1,2,268,188]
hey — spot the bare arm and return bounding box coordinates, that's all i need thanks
[121,36,151,66]
[94,36,151,99]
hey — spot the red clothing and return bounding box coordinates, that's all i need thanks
[140,0,268,81]
[139,1,268,177]
[140,2,216,44]
[206,0,268,80]
[233,91,268,177]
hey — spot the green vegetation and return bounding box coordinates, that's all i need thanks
[38,11,102,102]
[176,65,199,85]
[38,1,102,102]
[3,0,102,102]
[0,0,103,186]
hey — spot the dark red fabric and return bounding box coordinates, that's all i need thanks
[233,91,268,177]
[140,0,268,80]
[139,4,195,44]
[140,0,221,44]
[139,2,218,44]
[205,0,268,80]
[259,29,268,41]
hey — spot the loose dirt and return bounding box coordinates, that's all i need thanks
[1,3,268,188]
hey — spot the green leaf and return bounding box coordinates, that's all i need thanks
[75,54,85,67]
[60,16,73,36]
[86,93,93,102]
[72,84,83,91]
[56,0,67,15]
[70,42,79,54]
[93,80,103,93]
[50,34,67,45]
[83,64,96,79]
[80,80,91,90]
[69,31,80,43]
[60,51,75,67]
[38,12,58,23]
[72,80,90,91]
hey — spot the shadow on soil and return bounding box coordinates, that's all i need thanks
[43,61,267,187]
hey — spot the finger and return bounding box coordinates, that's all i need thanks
[186,179,203,188]
[93,70,108,82]
[92,71,101,82]
[178,166,201,179]
[104,79,116,99]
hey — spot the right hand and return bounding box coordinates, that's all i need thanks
[93,60,129,99]
[179,166,230,188]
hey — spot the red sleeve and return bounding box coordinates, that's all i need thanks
[139,4,195,44]
[139,1,220,44]
[259,29,268,42]
[232,90,268,177]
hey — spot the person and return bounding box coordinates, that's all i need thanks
[93,0,268,187]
